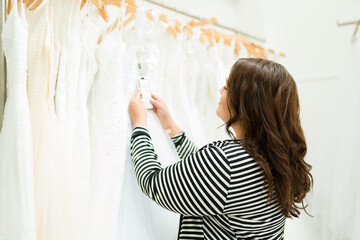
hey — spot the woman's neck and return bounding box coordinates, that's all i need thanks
[232,124,244,140]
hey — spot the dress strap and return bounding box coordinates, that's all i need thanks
[19,0,26,18]
[119,0,126,39]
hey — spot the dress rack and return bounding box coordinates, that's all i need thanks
[0,0,268,130]
[143,0,266,43]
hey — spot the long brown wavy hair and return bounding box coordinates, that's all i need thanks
[225,58,313,218]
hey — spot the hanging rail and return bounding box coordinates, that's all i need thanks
[143,0,266,43]
[337,19,360,27]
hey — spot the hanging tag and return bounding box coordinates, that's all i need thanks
[136,52,153,109]
[138,77,153,110]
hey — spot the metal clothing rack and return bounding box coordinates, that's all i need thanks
[0,0,6,131]
[337,19,360,26]
[143,0,266,43]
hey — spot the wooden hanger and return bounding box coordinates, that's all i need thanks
[183,24,193,40]
[98,3,109,22]
[81,0,87,9]
[234,43,240,56]
[200,28,214,46]
[159,13,168,23]
[188,18,218,27]
[166,19,182,38]
[121,3,137,29]
[23,0,40,11]
[166,25,177,38]
[351,20,360,42]
[222,34,233,47]
[145,9,154,21]
[6,0,12,15]
[199,34,205,44]
[79,0,109,22]
[7,0,25,15]
[174,20,181,33]
[234,35,249,56]
[189,18,219,46]
[111,0,137,31]
[98,0,137,44]
[103,0,136,7]
[29,0,44,10]
[213,30,221,43]
[103,0,137,15]
[24,0,36,9]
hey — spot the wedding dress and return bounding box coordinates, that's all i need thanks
[26,1,69,239]
[25,0,51,167]
[51,1,94,239]
[117,9,180,239]
[0,2,36,239]
[87,5,127,239]
[183,31,209,146]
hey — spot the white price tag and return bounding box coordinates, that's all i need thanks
[139,78,153,109]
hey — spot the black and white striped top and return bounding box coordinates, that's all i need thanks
[130,127,286,240]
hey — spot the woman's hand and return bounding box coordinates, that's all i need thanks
[129,89,147,128]
[150,94,181,137]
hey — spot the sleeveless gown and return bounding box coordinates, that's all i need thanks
[0,2,36,239]
[117,9,180,240]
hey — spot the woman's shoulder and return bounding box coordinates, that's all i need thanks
[197,139,254,170]
[203,140,256,170]
[199,139,247,156]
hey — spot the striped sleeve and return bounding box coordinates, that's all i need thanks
[130,127,231,216]
[170,131,198,159]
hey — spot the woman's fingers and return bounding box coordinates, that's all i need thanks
[150,98,161,109]
[135,88,141,99]
[151,93,159,100]
[131,88,142,102]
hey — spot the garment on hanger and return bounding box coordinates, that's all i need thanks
[26,1,68,239]
[0,2,36,239]
[87,4,127,239]
[25,0,52,168]
[183,31,209,146]
[166,30,210,147]
[52,1,92,239]
[117,8,180,240]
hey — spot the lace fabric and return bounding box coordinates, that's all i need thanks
[117,9,180,240]
[87,3,128,238]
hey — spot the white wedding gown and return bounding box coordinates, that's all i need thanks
[87,5,128,239]
[0,2,36,239]
[117,8,180,240]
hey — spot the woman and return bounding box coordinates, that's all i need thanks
[128,58,313,240]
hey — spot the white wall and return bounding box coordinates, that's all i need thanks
[261,0,359,238]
